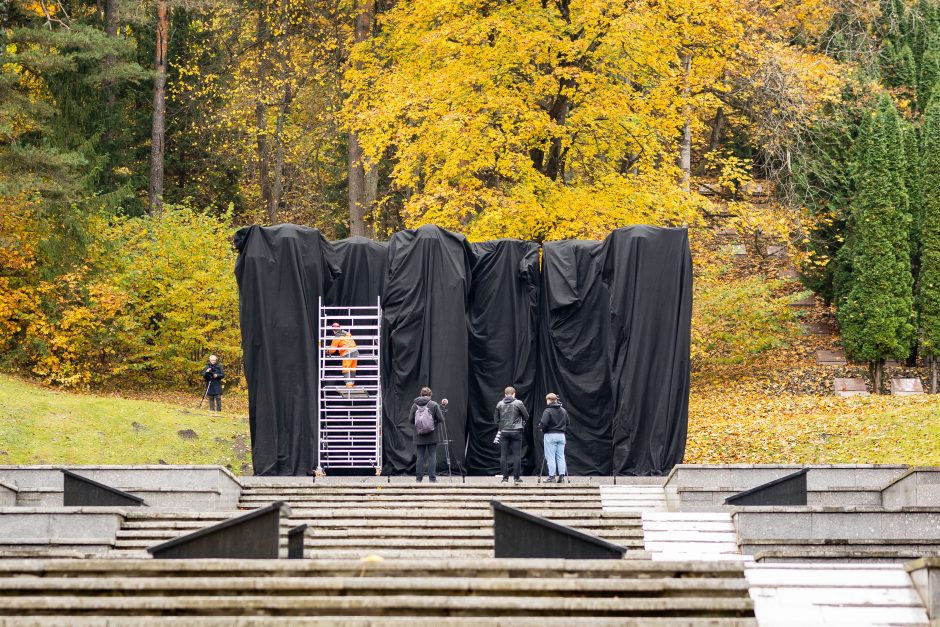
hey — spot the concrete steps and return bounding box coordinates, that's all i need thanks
[745,562,929,626]
[0,558,756,622]
[110,507,647,557]
[600,485,667,512]
[110,483,648,558]
[642,513,751,563]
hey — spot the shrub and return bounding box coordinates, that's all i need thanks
[692,265,797,370]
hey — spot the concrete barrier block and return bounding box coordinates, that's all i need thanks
[907,557,940,621]
[0,466,243,511]
[883,469,940,507]
[0,481,16,507]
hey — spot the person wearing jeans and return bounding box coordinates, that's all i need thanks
[494,386,529,484]
[409,387,444,483]
[539,393,569,482]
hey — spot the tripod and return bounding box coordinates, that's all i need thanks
[438,404,462,480]
[198,381,211,409]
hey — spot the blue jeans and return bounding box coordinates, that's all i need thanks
[543,433,567,476]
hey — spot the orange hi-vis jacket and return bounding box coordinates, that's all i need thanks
[328,332,358,372]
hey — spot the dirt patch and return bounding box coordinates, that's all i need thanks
[177,429,198,440]
[231,434,250,460]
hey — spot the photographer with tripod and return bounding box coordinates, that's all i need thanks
[409,387,444,483]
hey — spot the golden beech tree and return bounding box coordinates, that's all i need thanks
[344,0,846,241]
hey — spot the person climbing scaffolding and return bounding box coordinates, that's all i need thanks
[327,322,359,387]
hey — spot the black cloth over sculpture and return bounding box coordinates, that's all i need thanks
[381,225,475,475]
[234,224,338,476]
[466,240,540,475]
[234,224,692,477]
[537,227,692,476]
[325,236,388,307]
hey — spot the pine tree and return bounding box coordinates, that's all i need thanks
[919,93,940,392]
[920,35,940,112]
[837,97,916,392]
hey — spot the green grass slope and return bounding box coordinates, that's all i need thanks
[0,375,250,470]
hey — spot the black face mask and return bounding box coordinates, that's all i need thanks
[333,329,342,336]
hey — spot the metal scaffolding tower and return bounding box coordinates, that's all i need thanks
[316,297,382,474]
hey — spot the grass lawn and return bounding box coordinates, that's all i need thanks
[1,371,937,469]
[688,382,940,465]
[0,375,251,471]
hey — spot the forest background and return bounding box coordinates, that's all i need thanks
[3,0,940,461]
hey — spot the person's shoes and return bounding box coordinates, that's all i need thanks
[545,475,556,483]
[429,477,437,483]
[345,382,355,388]
[500,477,509,483]
[416,477,423,483]
[557,475,566,484]
[514,478,523,485]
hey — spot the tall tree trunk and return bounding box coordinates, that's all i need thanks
[931,357,938,394]
[708,106,725,153]
[256,4,274,223]
[347,0,376,238]
[870,359,884,394]
[679,52,692,192]
[148,0,169,217]
[271,84,291,217]
[103,0,118,114]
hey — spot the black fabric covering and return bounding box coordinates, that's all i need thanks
[234,224,339,476]
[466,240,541,475]
[381,226,475,475]
[235,223,691,477]
[537,226,692,476]
[325,236,388,307]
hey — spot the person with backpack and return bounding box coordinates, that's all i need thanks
[539,393,569,483]
[493,386,529,484]
[409,387,444,483]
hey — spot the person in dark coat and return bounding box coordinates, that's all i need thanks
[539,393,569,482]
[493,386,529,484]
[202,355,225,412]
[409,387,444,483]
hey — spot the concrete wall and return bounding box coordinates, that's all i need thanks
[0,508,125,554]
[733,507,940,557]
[0,481,16,507]
[665,465,908,512]
[907,557,940,622]
[883,469,940,507]
[0,466,242,510]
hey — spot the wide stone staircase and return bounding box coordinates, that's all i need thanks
[113,483,650,559]
[0,557,757,624]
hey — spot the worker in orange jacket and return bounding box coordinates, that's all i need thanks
[328,322,359,387]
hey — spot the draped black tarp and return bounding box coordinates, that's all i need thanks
[325,236,388,307]
[381,225,475,475]
[538,239,613,475]
[602,227,692,475]
[235,224,691,477]
[234,225,339,476]
[537,226,692,476]
[466,240,541,475]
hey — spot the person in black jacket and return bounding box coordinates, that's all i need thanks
[202,355,225,412]
[409,387,444,483]
[493,386,529,484]
[539,393,569,482]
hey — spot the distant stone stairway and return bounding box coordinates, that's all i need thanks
[0,558,757,624]
[112,483,651,559]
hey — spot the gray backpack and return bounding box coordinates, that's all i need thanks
[415,404,435,435]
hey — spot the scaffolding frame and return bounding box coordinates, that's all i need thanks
[316,297,382,473]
